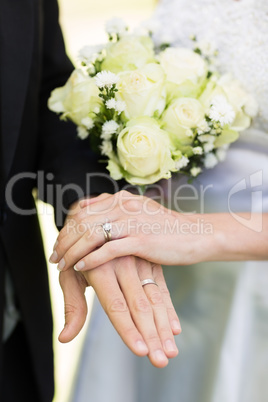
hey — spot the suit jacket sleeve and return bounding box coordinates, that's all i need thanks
[37,0,119,229]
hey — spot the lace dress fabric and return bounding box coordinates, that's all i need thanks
[153,0,268,132]
[71,2,268,402]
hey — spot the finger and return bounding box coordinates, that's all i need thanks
[115,257,169,367]
[79,192,112,208]
[49,209,89,264]
[80,190,143,216]
[49,195,124,265]
[138,263,179,359]
[152,265,182,335]
[84,263,149,358]
[73,237,143,272]
[50,207,105,266]
[57,220,128,272]
[58,269,88,343]
[50,190,142,265]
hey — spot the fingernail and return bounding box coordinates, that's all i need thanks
[165,339,177,353]
[172,320,181,332]
[53,240,58,250]
[57,258,66,271]
[136,340,148,354]
[154,350,168,363]
[49,251,58,263]
[74,261,85,271]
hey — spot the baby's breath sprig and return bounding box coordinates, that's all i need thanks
[105,18,128,42]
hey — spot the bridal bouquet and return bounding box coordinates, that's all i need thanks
[48,18,258,186]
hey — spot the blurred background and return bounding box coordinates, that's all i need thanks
[38,0,157,401]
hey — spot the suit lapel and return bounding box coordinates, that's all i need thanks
[0,0,34,178]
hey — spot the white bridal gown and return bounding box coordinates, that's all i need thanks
[71,1,268,401]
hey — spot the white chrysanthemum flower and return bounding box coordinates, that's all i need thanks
[198,134,216,143]
[175,155,189,170]
[102,120,119,138]
[216,146,228,162]
[105,98,117,110]
[95,71,119,89]
[100,140,113,156]
[193,146,203,155]
[204,152,218,169]
[100,131,112,141]
[190,167,202,177]
[209,95,235,126]
[105,99,126,114]
[105,18,128,35]
[77,126,89,140]
[81,117,94,130]
[203,142,214,153]
[197,119,210,135]
[78,45,104,64]
[114,100,126,115]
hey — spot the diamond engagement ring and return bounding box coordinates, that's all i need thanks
[102,222,112,242]
[140,279,158,287]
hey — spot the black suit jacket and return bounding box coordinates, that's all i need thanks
[0,0,116,400]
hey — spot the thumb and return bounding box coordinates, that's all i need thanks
[58,269,88,343]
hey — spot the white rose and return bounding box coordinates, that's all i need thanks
[116,64,166,119]
[48,69,101,126]
[101,35,155,73]
[114,117,175,185]
[159,47,208,98]
[161,98,205,144]
[200,74,257,131]
[218,75,258,116]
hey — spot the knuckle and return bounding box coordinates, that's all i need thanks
[123,326,139,340]
[145,332,160,344]
[119,189,131,198]
[126,199,141,212]
[99,192,110,198]
[132,296,151,314]
[107,297,129,314]
[147,291,164,307]
[64,303,87,318]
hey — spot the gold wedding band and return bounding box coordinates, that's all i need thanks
[102,222,112,242]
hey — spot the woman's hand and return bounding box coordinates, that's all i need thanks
[49,190,211,271]
[50,191,268,273]
[58,255,181,368]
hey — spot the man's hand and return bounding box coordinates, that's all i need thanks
[58,256,181,368]
[54,196,181,368]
